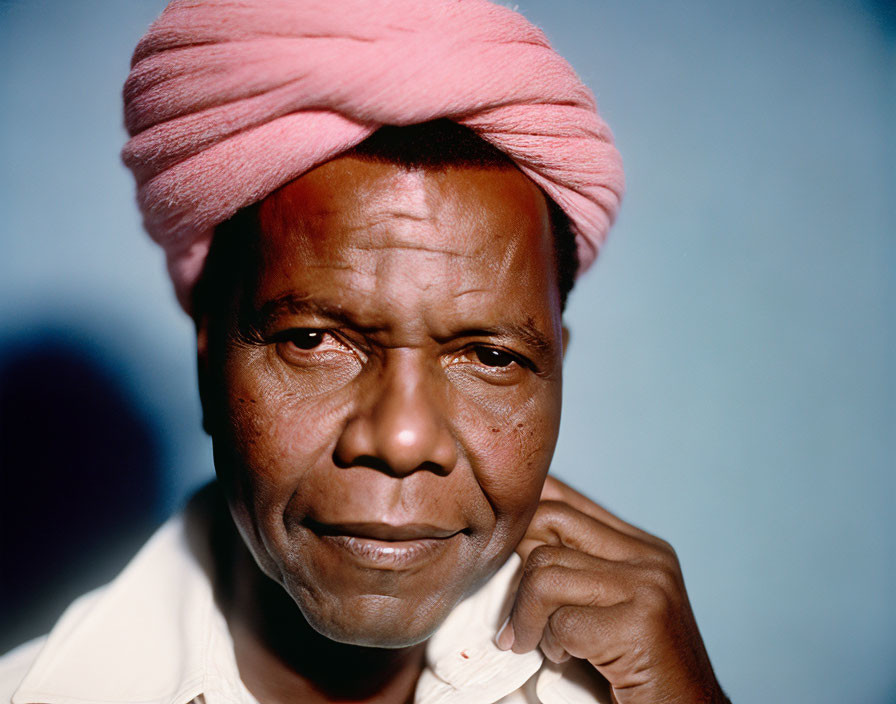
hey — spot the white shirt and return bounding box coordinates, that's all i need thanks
[1,491,611,704]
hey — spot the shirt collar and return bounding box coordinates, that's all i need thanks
[415,555,543,704]
[13,490,607,704]
[12,497,254,704]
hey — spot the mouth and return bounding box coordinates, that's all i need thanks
[303,519,464,570]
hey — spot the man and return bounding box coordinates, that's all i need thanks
[1,1,729,702]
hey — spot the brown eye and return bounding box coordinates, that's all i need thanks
[287,329,324,350]
[474,346,517,368]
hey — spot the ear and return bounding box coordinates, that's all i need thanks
[561,324,570,362]
[195,314,213,435]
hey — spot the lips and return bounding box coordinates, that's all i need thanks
[305,519,461,541]
[303,518,464,570]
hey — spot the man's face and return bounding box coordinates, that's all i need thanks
[201,155,565,647]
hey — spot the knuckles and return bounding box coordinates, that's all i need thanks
[520,546,572,601]
[524,544,565,572]
[511,492,718,697]
[526,500,577,534]
[547,605,583,645]
[644,547,685,593]
[634,535,682,579]
[635,580,677,620]
[633,563,685,622]
[649,537,680,569]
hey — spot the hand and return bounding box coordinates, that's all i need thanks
[497,475,729,704]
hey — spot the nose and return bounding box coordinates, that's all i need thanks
[333,352,457,477]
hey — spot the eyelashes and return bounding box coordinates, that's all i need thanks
[272,329,358,366]
[467,345,525,369]
[269,328,350,352]
[267,327,534,375]
[279,329,334,351]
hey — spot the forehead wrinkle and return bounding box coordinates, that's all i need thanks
[339,208,477,260]
[303,260,355,271]
[343,209,430,229]
[452,287,490,298]
[348,240,475,258]
[252,157,559,348]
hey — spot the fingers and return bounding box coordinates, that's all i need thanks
[548,603,719,700]
[545,604,637,674]
[537,617,570,663]
[541,475,666,546]
[506,477,724,702]
[516,499,651,564]
[500,544,642,660]
[505,482,686,672]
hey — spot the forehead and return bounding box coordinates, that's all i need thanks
[250,156,561,333]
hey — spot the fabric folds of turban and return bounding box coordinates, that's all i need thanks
[122,0,625,311]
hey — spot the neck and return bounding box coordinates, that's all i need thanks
[214,508,427,704]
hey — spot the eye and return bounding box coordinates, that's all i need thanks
[285,329,325,350]
[274,328,356,363]
[473,346,518,368]
[445,343,533,386]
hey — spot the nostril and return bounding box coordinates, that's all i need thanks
[332,453,391,473]
[415,460,451,477]
[332,452,448,478]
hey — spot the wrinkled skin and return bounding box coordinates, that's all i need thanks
[503,477,729,703]
[198,156,727,703]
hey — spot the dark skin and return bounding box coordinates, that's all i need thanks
[198,156,728,703]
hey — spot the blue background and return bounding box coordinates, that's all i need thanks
[1,1,893,702]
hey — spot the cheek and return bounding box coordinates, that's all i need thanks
[453,384,562,536]
[216,348,348,500]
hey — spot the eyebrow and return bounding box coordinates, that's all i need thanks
[251,293,557,357]
[252,293,366,330]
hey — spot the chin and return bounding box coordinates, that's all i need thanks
[293,587,453,649]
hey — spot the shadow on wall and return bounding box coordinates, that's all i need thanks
[0,329,165,653]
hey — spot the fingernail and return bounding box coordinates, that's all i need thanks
[495,616,515,651]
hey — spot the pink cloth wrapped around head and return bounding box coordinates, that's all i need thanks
[122,0,625,311]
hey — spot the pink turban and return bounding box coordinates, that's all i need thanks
[122,0,624,311]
